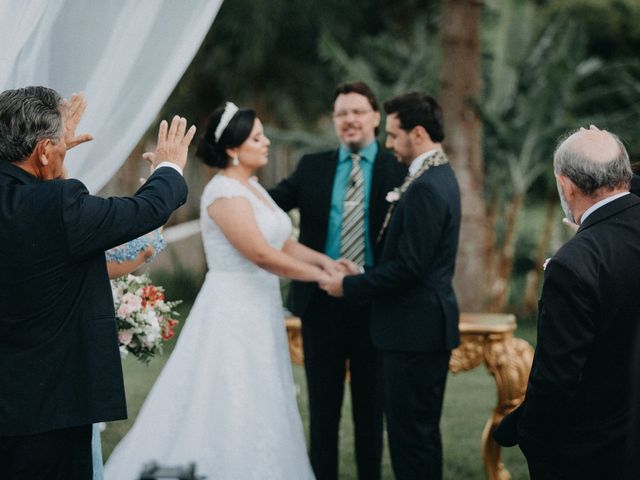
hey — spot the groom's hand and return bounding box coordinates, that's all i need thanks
[143,115,196,171]
[320,270,346,297]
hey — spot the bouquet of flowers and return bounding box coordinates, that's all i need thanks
[111,273,181,364]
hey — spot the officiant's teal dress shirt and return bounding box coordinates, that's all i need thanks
[325,141,378,266]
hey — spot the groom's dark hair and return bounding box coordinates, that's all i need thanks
[0,86,64,163]
[383,92,444,143]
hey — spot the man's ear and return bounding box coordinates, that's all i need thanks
[34,139,51,167]
[410,125,431,145]
[372,110,381,128]
[557,174,577,200]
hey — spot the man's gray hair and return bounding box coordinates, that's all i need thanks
[553,129,632,196]
[0,86,64,163]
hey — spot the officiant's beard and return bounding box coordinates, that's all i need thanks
[557,181,576,224]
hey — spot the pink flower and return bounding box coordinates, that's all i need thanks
[117,292,142,317]
[118,329,133,346]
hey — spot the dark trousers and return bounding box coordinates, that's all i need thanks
[302,292,383,480]
[523,443,633,480]
[383,350,450,480]
[0,424,93,480]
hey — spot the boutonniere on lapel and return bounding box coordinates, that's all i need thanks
[376,149,449,244]
[385,188,401,204]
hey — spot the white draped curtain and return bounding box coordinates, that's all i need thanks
[0,0,223,192]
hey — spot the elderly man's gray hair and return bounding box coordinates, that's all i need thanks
[553,129,632,196]
[0,86,64,163]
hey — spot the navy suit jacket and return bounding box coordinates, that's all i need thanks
[343,162,461,352]
[0,162,187,436]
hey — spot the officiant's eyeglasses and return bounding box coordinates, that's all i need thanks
[333,108,373,119]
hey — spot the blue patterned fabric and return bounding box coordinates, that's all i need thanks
[105,230,166,263]
[92,423,104,480]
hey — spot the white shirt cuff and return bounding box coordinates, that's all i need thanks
[155,162,183,176]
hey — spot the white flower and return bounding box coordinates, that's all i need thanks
[143,325,161,347]
[119,345,129,359]
[386,189,401,203]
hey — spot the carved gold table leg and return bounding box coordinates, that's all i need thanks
[481,335,534,480]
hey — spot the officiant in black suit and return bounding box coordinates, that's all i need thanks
[269,81,405,480]
[493,126,640,480]
[322,92,461,480]
[0,86,194,479]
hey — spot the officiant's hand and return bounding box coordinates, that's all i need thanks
[142,115,196,171]
[63,92,93,150]
[320,270,345,297]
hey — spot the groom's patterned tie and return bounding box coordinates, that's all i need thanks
[340,153,366,266]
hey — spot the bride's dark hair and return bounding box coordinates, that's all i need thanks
[196,105,256,168]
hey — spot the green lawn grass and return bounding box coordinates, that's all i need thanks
[102,306,536,480]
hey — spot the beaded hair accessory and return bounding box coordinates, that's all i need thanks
[214,102,240,142]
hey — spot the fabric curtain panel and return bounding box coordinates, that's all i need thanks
[0,0,223,192]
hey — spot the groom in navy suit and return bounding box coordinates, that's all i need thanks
[0,86,195,479]
[322,92,461,480]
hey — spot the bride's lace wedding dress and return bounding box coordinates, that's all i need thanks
[104,175,315,479]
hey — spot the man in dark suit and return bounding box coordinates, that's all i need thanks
[322,92,461,480]
[0,86,194,479]
[270,81,406,480]
[494,126,640,479]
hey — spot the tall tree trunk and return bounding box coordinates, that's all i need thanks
[488,191,523,312]
[440,0,488,312]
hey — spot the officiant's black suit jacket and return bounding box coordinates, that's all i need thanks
[343,163,461,352]
[0,162,187,436]
[496,194,640,474]
[269,146,406,316]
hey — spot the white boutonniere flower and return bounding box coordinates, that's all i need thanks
[386,188,401,203]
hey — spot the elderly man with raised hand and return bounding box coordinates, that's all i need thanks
[495,126,640,480]
[0,86,195,480]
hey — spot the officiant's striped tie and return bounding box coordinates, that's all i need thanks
[340,153,366,266]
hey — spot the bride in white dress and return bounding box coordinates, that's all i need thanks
[104,103,340,479]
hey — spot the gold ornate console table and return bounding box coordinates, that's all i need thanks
[285,313,534,480]
[451,313,534,480]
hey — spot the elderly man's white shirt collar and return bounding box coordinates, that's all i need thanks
[580,191,629,224]
[408,148,441,176]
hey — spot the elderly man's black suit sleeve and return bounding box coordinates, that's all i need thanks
[62,167,187,259]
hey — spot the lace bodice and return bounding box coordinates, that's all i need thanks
[200,175,292,273]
